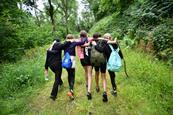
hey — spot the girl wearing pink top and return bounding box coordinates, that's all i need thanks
[77,30,93,100]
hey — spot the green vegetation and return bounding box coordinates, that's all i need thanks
[89,0,173,66]
[0,46,48,114]
[1,0,173,114]
[1,45,172,114]
[0,0,79,62]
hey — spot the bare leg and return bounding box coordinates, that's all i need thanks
[83,66,88,87]
[101,72,108,102]
[87,66,93,93]
[95,71,99,88]
[101,73,107,92]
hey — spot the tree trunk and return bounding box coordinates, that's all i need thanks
[34,7,40,26]
[48,0,55,32]
[65,0,68,34]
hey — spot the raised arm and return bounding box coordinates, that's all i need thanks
[73,41,85,46]
[59,41,71,50]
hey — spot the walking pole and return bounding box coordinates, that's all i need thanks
[123,59,129,78]
[116,39,129,78]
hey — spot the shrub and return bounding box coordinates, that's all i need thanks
[0,46,46,99]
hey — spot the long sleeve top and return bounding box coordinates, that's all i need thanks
[45,41,71,69]
[103,43,124,60]
[64,41,85,56]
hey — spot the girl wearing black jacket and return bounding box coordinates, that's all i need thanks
[44,38,71,101]
[103,33,123,96]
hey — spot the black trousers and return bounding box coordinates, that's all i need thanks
[49,61,63,98]
[66,68,75,91]
[108,70,117,90]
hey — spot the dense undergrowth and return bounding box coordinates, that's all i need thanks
[0,46,48,114]
[89,0,173,66]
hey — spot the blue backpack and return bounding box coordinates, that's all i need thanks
[62,52,72,69]
[107,45,122,72]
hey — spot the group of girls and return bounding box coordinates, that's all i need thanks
[44,30,123,102]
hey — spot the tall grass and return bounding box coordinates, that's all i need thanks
[120,48,173,114]
[0,45,172,114]
[0,46,49,114]
[26,47,173,114]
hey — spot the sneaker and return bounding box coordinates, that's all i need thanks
[50,95,56,101]
[111,90,117,96]
[87,92,92,100]
[96,86,100,93]
[67,90,74,100]
[102,92,108,102]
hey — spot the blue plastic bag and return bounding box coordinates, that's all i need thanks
[107,45,122,72]
[62,52,72,69]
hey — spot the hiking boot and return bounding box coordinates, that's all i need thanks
[67,90,74,100]
[111,90,117,96]
[96,86,100,93]
[50,95,56,101]
[102,92,108,102]
[87,92,92,100]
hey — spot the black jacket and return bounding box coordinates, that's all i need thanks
[45,41,71,69]
[103,43,124,61]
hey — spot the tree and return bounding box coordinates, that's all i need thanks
[47,0,56,32]
[22,0,43,26]
[77,0,95,31]
[0,0,26,62]
[53,0,77,35]
[87,0,134,21]
[86,0,101,21]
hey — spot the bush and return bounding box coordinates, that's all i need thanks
[153,19,173,52]
[0,46,46,99]
[89,12,129,39]
[0,17,24,62]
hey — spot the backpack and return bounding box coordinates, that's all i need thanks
[107,45,122,72]
[62,52,72,69]
[90,42,106,67]
[95,39,106,52]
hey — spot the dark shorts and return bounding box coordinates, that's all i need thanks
[80,57,91,66]
[94,63,106,73]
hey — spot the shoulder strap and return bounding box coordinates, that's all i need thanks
[109,44,120,52]
[116,47,120,52]
[109,45,114,51]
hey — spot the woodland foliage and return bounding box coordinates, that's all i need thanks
[89,0,173,66]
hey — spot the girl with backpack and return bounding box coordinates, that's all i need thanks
[90,33,118,102]
[90,33,108,102]
[63,34,88,100]
[103,33,124,96]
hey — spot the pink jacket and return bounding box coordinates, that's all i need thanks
[77,37,93,59]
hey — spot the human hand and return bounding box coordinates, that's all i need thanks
[44,69,49,81]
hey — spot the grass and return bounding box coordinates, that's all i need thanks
[0,45,173,114]
[0,46,49,114]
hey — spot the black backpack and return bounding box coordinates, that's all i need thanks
[95,39,106,53]
[90,40,106,66]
